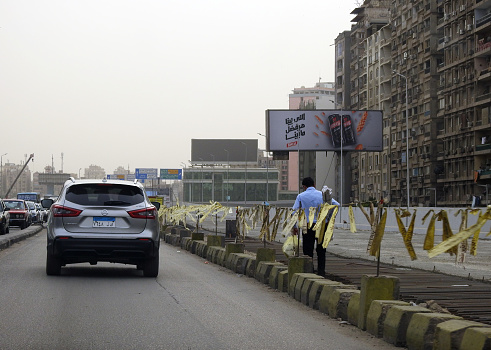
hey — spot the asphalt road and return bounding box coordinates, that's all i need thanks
[0,229,397,350]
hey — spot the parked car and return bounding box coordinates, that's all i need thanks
[35,203,48,222]
[26,201,41,224]
[42,178,161,276]
[4,199,30,229]
[0,199,10,235]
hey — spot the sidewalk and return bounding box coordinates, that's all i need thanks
[199,217,491,283]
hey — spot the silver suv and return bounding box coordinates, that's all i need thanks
[42,178,160,277]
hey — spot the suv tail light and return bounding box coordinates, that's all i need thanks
[127,207,157,219]
[52,205,82,217]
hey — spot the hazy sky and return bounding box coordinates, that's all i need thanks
[1,0,357,175]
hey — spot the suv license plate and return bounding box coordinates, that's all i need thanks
[93,217,115,227]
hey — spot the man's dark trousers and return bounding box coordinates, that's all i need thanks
[302,227,326,276]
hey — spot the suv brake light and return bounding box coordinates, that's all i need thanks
[52,204,82,217]
[127,207,157,219]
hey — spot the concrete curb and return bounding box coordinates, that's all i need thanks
[0,225,44,251]
[163,226,491,350]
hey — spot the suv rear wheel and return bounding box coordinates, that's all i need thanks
[46,251,62,275]
[143,250,159,277]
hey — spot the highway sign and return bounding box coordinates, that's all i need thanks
[160,169,182,180]
[135,168,158,180]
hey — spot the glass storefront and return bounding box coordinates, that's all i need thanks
[182,167,279,203]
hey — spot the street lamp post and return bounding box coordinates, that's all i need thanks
[394,71,410,210]
[0,153,7,197]
[210,154,215,202]
[180,162,187,203]
[199,157,204,203]
[257,133,269,202]
[224,149,229,201]
[240,141,248,204]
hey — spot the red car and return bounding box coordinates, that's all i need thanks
[4,199,30,229]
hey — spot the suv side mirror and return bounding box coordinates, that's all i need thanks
[150,201,161,210]
[41,198,54,209]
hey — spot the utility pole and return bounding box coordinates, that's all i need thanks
[5,153,34,198]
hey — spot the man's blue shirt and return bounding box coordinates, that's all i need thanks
[292,187,323,223]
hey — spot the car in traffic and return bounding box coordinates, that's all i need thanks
[4,199,30,229]
[42,178,161,277]
[26,201,41,224]
[0,199,10,235]
[35,202,48,222]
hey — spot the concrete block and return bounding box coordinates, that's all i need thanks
[460,326,491,350]
[326,289,360,321]
[289,273,319,299]
[217,249,226,266]
[245,257,257,277]
[432,319,489,350]
[287,256,314,286]
[206,235,225,247]
[179,228,191,238]
[318,284,357,315]
[269,265,288,290]
[255,248,276,271]
[347,291,361,326]
[190,240,204,254]
[191,232,204,241]
[406,312,462,350]
[383,305,432,347]
[206,246,218,262]
[277,270,289,292]
[226,253,248,272]
[197,242,208,258]
[366,300,410,338]
[299,277,325,305]
[358,275,400,331]
[256,262,283,285]
[225,243,244,261]
[308,280,342,310]
[181,237,191,250]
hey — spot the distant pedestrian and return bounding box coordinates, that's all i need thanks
[292,177,326,276]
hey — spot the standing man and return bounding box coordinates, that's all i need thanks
[292,177,326,276]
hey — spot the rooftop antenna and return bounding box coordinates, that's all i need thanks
[61,152,64,172]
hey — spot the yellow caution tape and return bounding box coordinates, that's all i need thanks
[429,209,491,258]
[349,205,357,233]
[369,208,387,257]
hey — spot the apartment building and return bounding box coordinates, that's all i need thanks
[335,0,491,207]
[437,0,491,206]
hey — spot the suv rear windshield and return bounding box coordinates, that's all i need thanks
[65,184,145,206]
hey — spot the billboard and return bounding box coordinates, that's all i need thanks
[191,139,258,163]
[266,110,383,152]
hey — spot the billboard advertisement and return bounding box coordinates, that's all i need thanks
[266,110,383,152]
[191,139,258,163]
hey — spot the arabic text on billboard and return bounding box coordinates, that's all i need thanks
[266,110,383,152]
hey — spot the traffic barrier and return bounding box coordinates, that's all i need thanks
[268,265,288,290]
[308,280,342,310]
[460,327,491,350]
[366,300,410,338]
[358,275,400,331]
[255,261,283,285]
[383,305,433,347]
